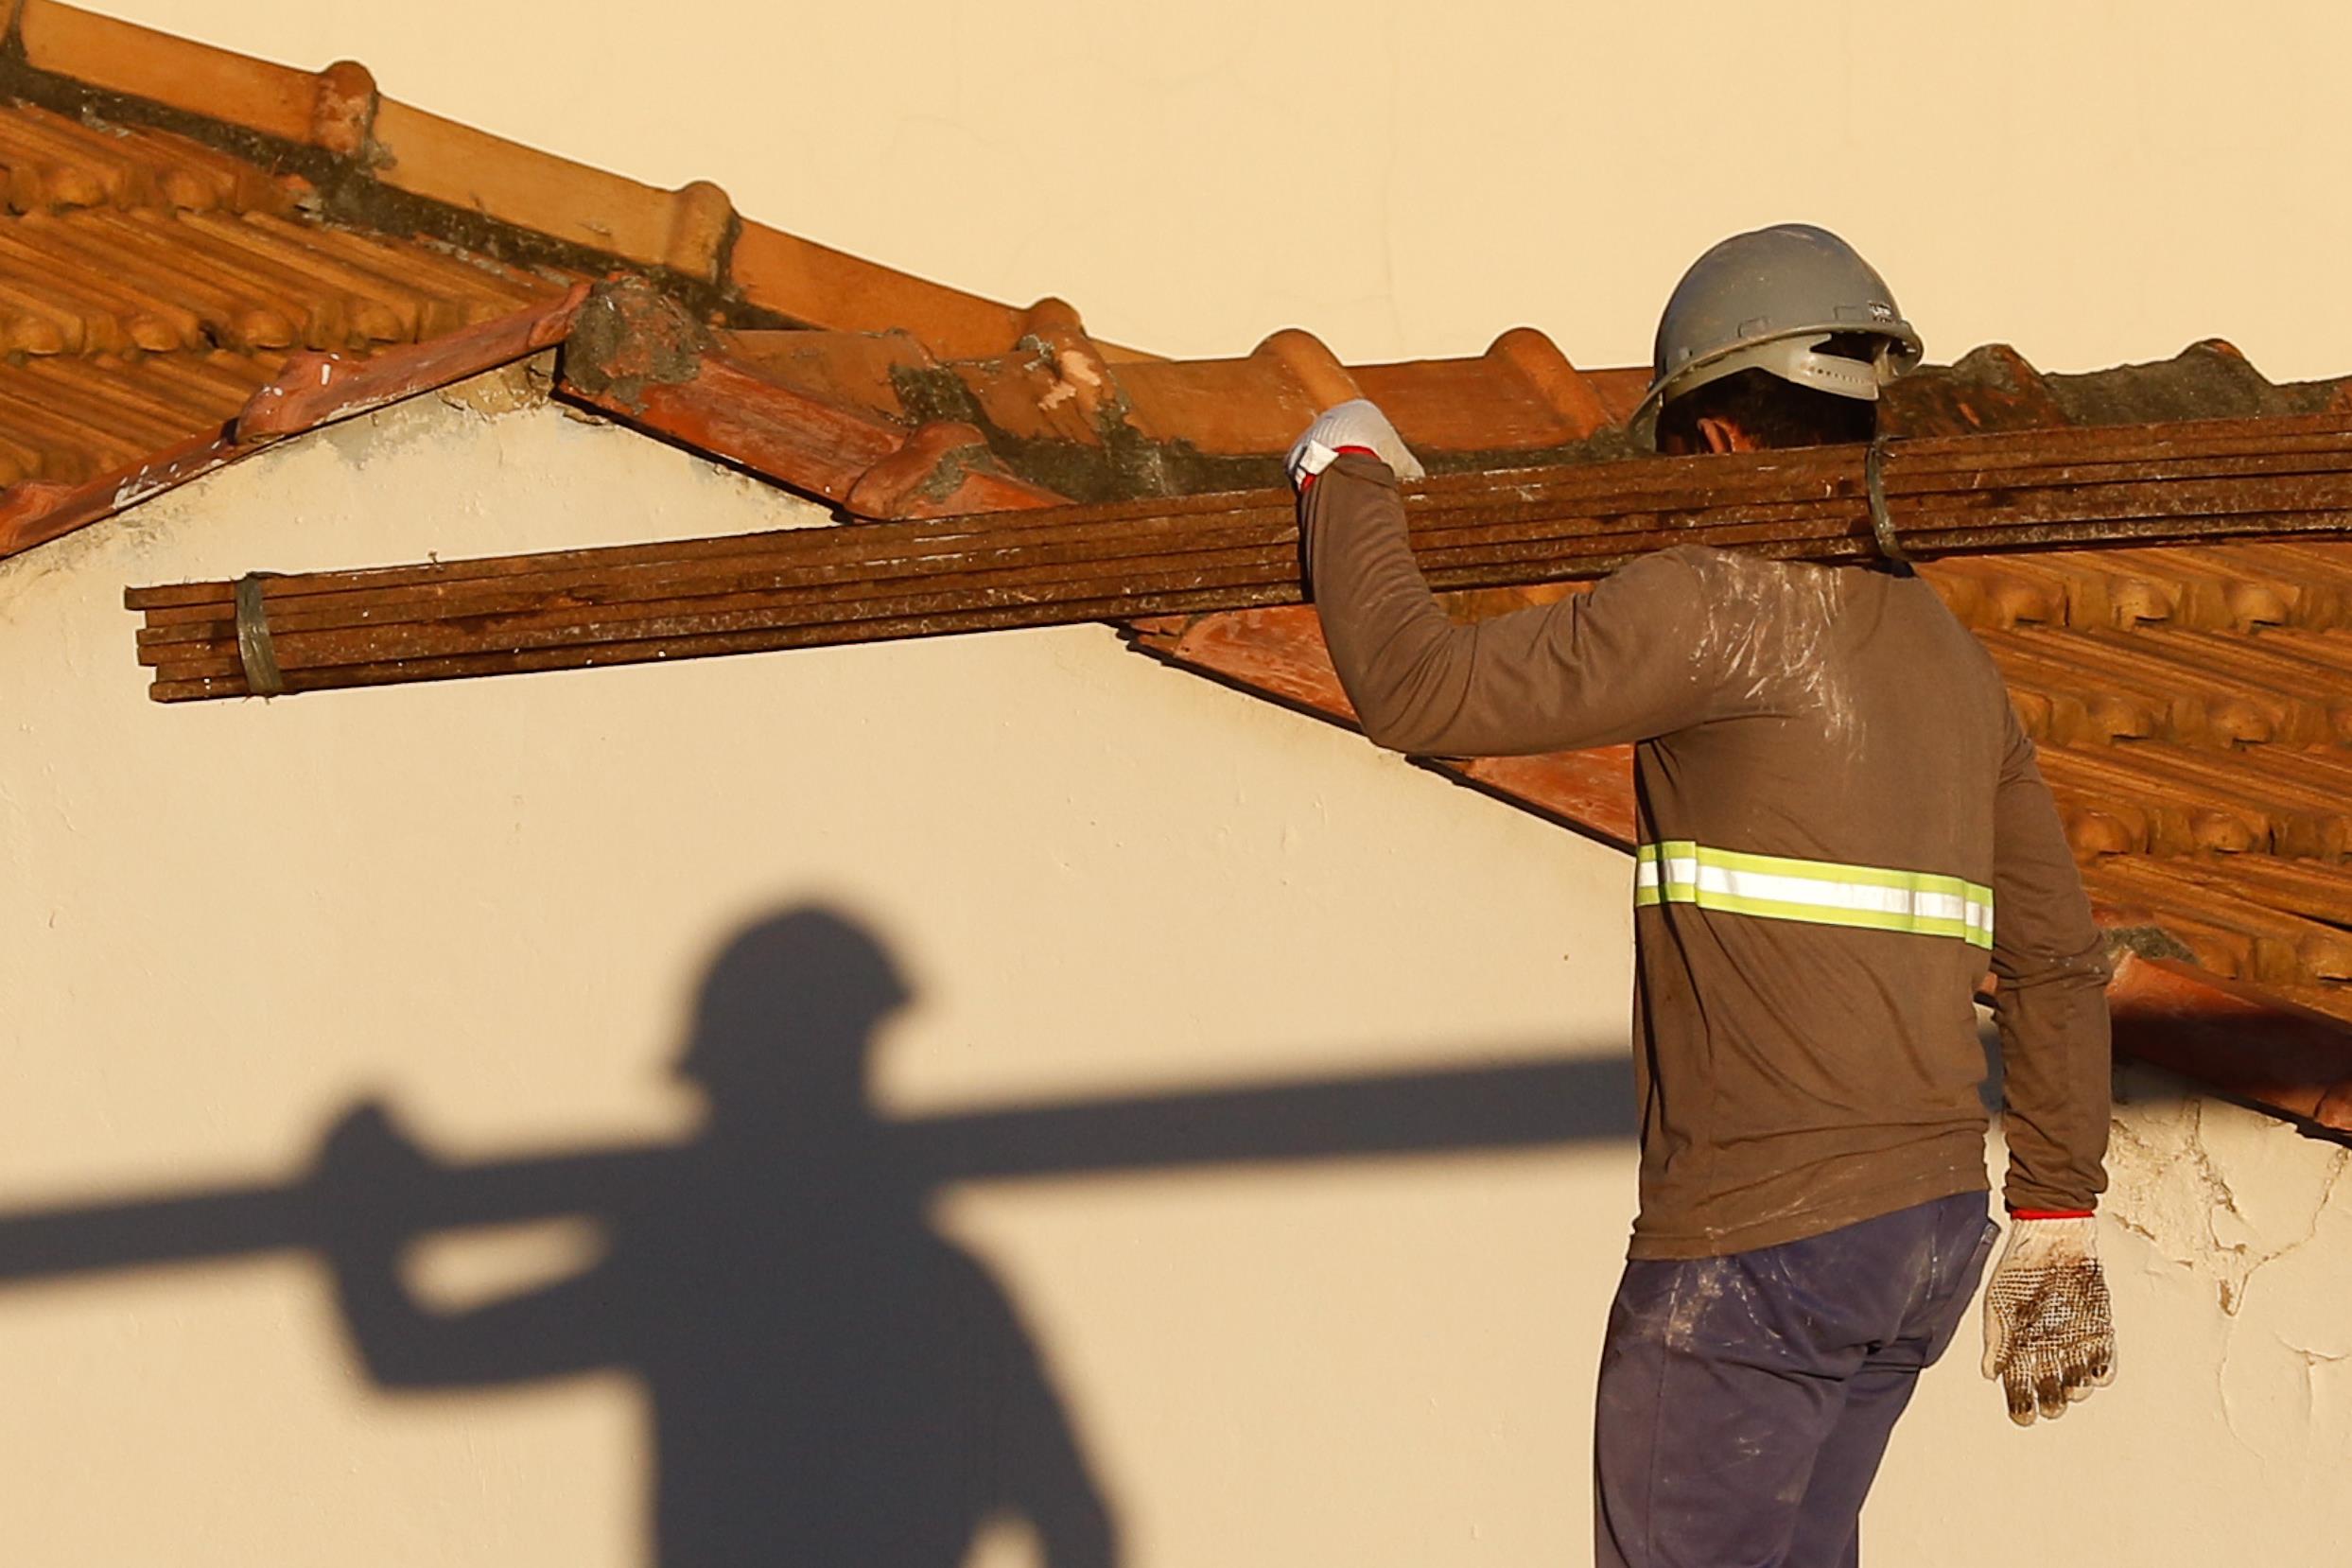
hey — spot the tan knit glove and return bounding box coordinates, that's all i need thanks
[1981,1214,2116,1425]
[1284,398,1427,489]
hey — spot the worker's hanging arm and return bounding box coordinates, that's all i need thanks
[1979,705,2118,1426]
[1289,400,1737,758]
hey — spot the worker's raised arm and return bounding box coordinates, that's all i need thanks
[1291,401,1730,758]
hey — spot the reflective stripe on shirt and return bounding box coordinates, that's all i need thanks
[1634,840,1995,950]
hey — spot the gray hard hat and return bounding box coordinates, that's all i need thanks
[1634,223,1923,440]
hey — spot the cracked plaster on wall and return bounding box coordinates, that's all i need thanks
[2103,1065,2352,1455]
[2106,1066,2349,1316]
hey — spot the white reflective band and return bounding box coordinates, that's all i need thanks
[1633,840,1995,950]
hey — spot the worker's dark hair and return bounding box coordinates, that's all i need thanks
[1655,366,1878,454]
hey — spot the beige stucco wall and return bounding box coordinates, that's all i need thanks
[9,4,2352,1562]
[3,386,1646,1566]
[7,380,2352,1566]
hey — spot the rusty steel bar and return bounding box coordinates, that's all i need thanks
[142,497,2352,701]
[126,427,2352,638]
[144,584,1312,702]
[131,515,1306,651]
[133,458,2352,658]
[127,410,2352,616]
[129,410,2352,702]
[136,488,2352,693]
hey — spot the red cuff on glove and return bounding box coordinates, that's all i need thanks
[2008,1208,2097,1221]
[1297,446,1384,495]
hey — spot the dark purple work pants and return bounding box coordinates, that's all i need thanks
[1594,1192,1997,1568]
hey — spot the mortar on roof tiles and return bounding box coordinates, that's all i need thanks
[1887,340,2352,437]
[901,441,1021,508]
[558,282,710,412]
[889,359,1273,502]
[896,355,1653,502]
[1883,345,2065,435]
[2044,340,2339,427]
[2106,924,2199,965]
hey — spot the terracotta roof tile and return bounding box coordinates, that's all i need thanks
[726,221,1092,362]
[0,39,614,487]
[0,99,283,213]
[363,96,732,281]
[0,1,1124,357]
[2106,956,2352,1130]
[9,0,331,145]
[2094,857,2352,985]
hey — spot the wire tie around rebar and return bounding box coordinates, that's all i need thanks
[1864,438,1912,570]
[233,571,287,697]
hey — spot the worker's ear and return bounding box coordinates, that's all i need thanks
[1695,416,1756,454]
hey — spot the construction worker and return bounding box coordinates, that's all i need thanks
[1285,223,2116,1567]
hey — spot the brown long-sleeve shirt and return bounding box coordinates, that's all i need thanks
[1304,454,2112,1259]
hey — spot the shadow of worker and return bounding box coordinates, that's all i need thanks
[314,907,1118,1568]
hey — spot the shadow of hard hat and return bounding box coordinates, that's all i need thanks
[674,906,912,1093]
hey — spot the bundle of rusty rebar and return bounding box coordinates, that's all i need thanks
[128,411,2352,702]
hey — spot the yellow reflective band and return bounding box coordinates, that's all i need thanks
[1634,840,1995,950]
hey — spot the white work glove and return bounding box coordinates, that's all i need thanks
[1981,1214,2116,1425]
[1284,397,1426,490]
